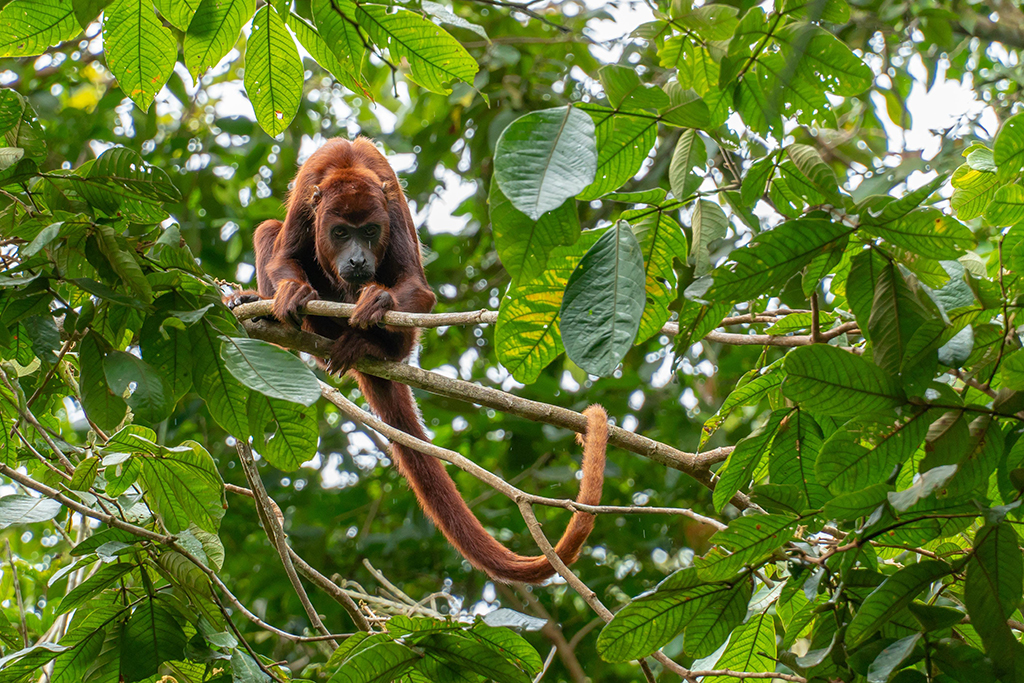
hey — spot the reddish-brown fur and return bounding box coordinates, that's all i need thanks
[231,137,607,583]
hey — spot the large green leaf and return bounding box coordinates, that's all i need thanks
[154,0,198,30]
[416,633,532,683]
[868,259,929,376]
[863,208,975,260]
[288,10,367,96]
[190,321,250,437]
[712,410,788,512]
[787,144,840,201]
[783,344,905,416]
[596,568,735,662]
[773,23,872,96]
[577,107,657,201]
[103,0,177,111]
[846,560,951,648]
[245,5,303,136]
[350,1,477,95]
[668,129,706,201]
[687,218,852,303]
[598,65,669,110]
[710,610,777,677]
[139,312,193,404]
[78,332,128,431]
[559,221,646,376]
[696,514,796,581]
[702,360,785,447]
[816,408,932,493]
[951,163,1000,220]
[85,147,181,204]
[248,393,319,471]
[690,199,728,277]
[93,225,152,303]
[494,106,597,220]
[0,494,62,529]
[310,0,365,76]
[683,578,752,658]
[119,601,188,682]
[489,182,579,283]
[983,184,1024,227]
[994,112,1024,180]
[56,563,135,614]
[183,0,254,78]
[0,0,79,58]
[137,438,225,533]
[965,522,1024,666]
[103,350,174,424]
[769,409,828,509]
[494,232,597,383]
[220,337,320,406]
[327,642,420,683]
[625,208,688,342]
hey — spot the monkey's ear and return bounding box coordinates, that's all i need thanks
[311,185,322,205]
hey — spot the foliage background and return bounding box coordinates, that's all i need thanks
[1,0,1024,681]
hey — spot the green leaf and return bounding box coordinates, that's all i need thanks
[821,483,892,521]
[494,232,597,384]
[596,568,735,662]
[327,641,420,683]
[56,563,134,614]
[0,0,79,58]
[559,221,646,376]
[311,0,365,77]
[668,129,705,201]
[78,333,128,431]
[713,410,788,512]
[577,107,657,201]
[625,208,688,342]
[868,259,929,376]
[864,209,975,260]
[846,560,951,648]
[93,224,153,304]
[190,322,250,437]
[702,360,784,447]
[68,455,99,491]
[245,5,303,136]
[417,633,532,683]
[288,10,367,96]
[783,344,905,416]
[104,351,174,424]
[184,0,255,79]
[687,218,852,303]
[489,181,579,283]
[468,623,543,676]
[351,1,477,95]
[965,522,1024,663]
[769,409,828,509]
[690,199,728,277]
[119,600,188,682]
[994,112,1024,180]
[104,0,177,111]
[983,184,1024,227]
[248,393,319,471]
[786,144,840,201]
[696,514,796,580]
[139,312,193,404]
[951,163,1000,221]
[773,23,873,96]
[816,408,932,493]
[659,82,710,129]
[599,65,669,110]
[683,578,752,657]
[494,105,597,220]
[0,494,62,529]
[675,4,738,41]
[138,439,225,533]
[220,337,320,406]
[710,610,776,678]
[867,633,922,683]
[154,0,198,30]
[1001,348,1024,390]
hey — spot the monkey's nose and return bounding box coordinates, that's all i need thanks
[349,256,366,268]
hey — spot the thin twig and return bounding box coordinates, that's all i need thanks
[4,540,28,647]
[235,441,338,649]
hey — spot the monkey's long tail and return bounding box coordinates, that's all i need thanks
[356,373,607,584]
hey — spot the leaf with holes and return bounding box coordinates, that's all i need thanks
[0,0,79,58]
[245,5,303,136]
[104,0,177,111]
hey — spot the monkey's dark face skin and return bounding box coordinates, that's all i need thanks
[312,172,391,288]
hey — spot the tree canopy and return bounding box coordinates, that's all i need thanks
[2,0,1024,681]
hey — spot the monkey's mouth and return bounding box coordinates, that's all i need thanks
[338,266,373,285]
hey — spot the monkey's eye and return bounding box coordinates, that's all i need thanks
[363,224,380,239]
[332,226,349,240]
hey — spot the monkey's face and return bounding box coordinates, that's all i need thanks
[313,174,390,286]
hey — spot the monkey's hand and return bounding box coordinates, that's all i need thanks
[272,279,319,328]
[350,284,394,329]
[223,290,260,310]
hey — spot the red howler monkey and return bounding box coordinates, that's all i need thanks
[228,137,607,583]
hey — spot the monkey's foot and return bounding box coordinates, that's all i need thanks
[223,291,276,323]
[350,284,394,329]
